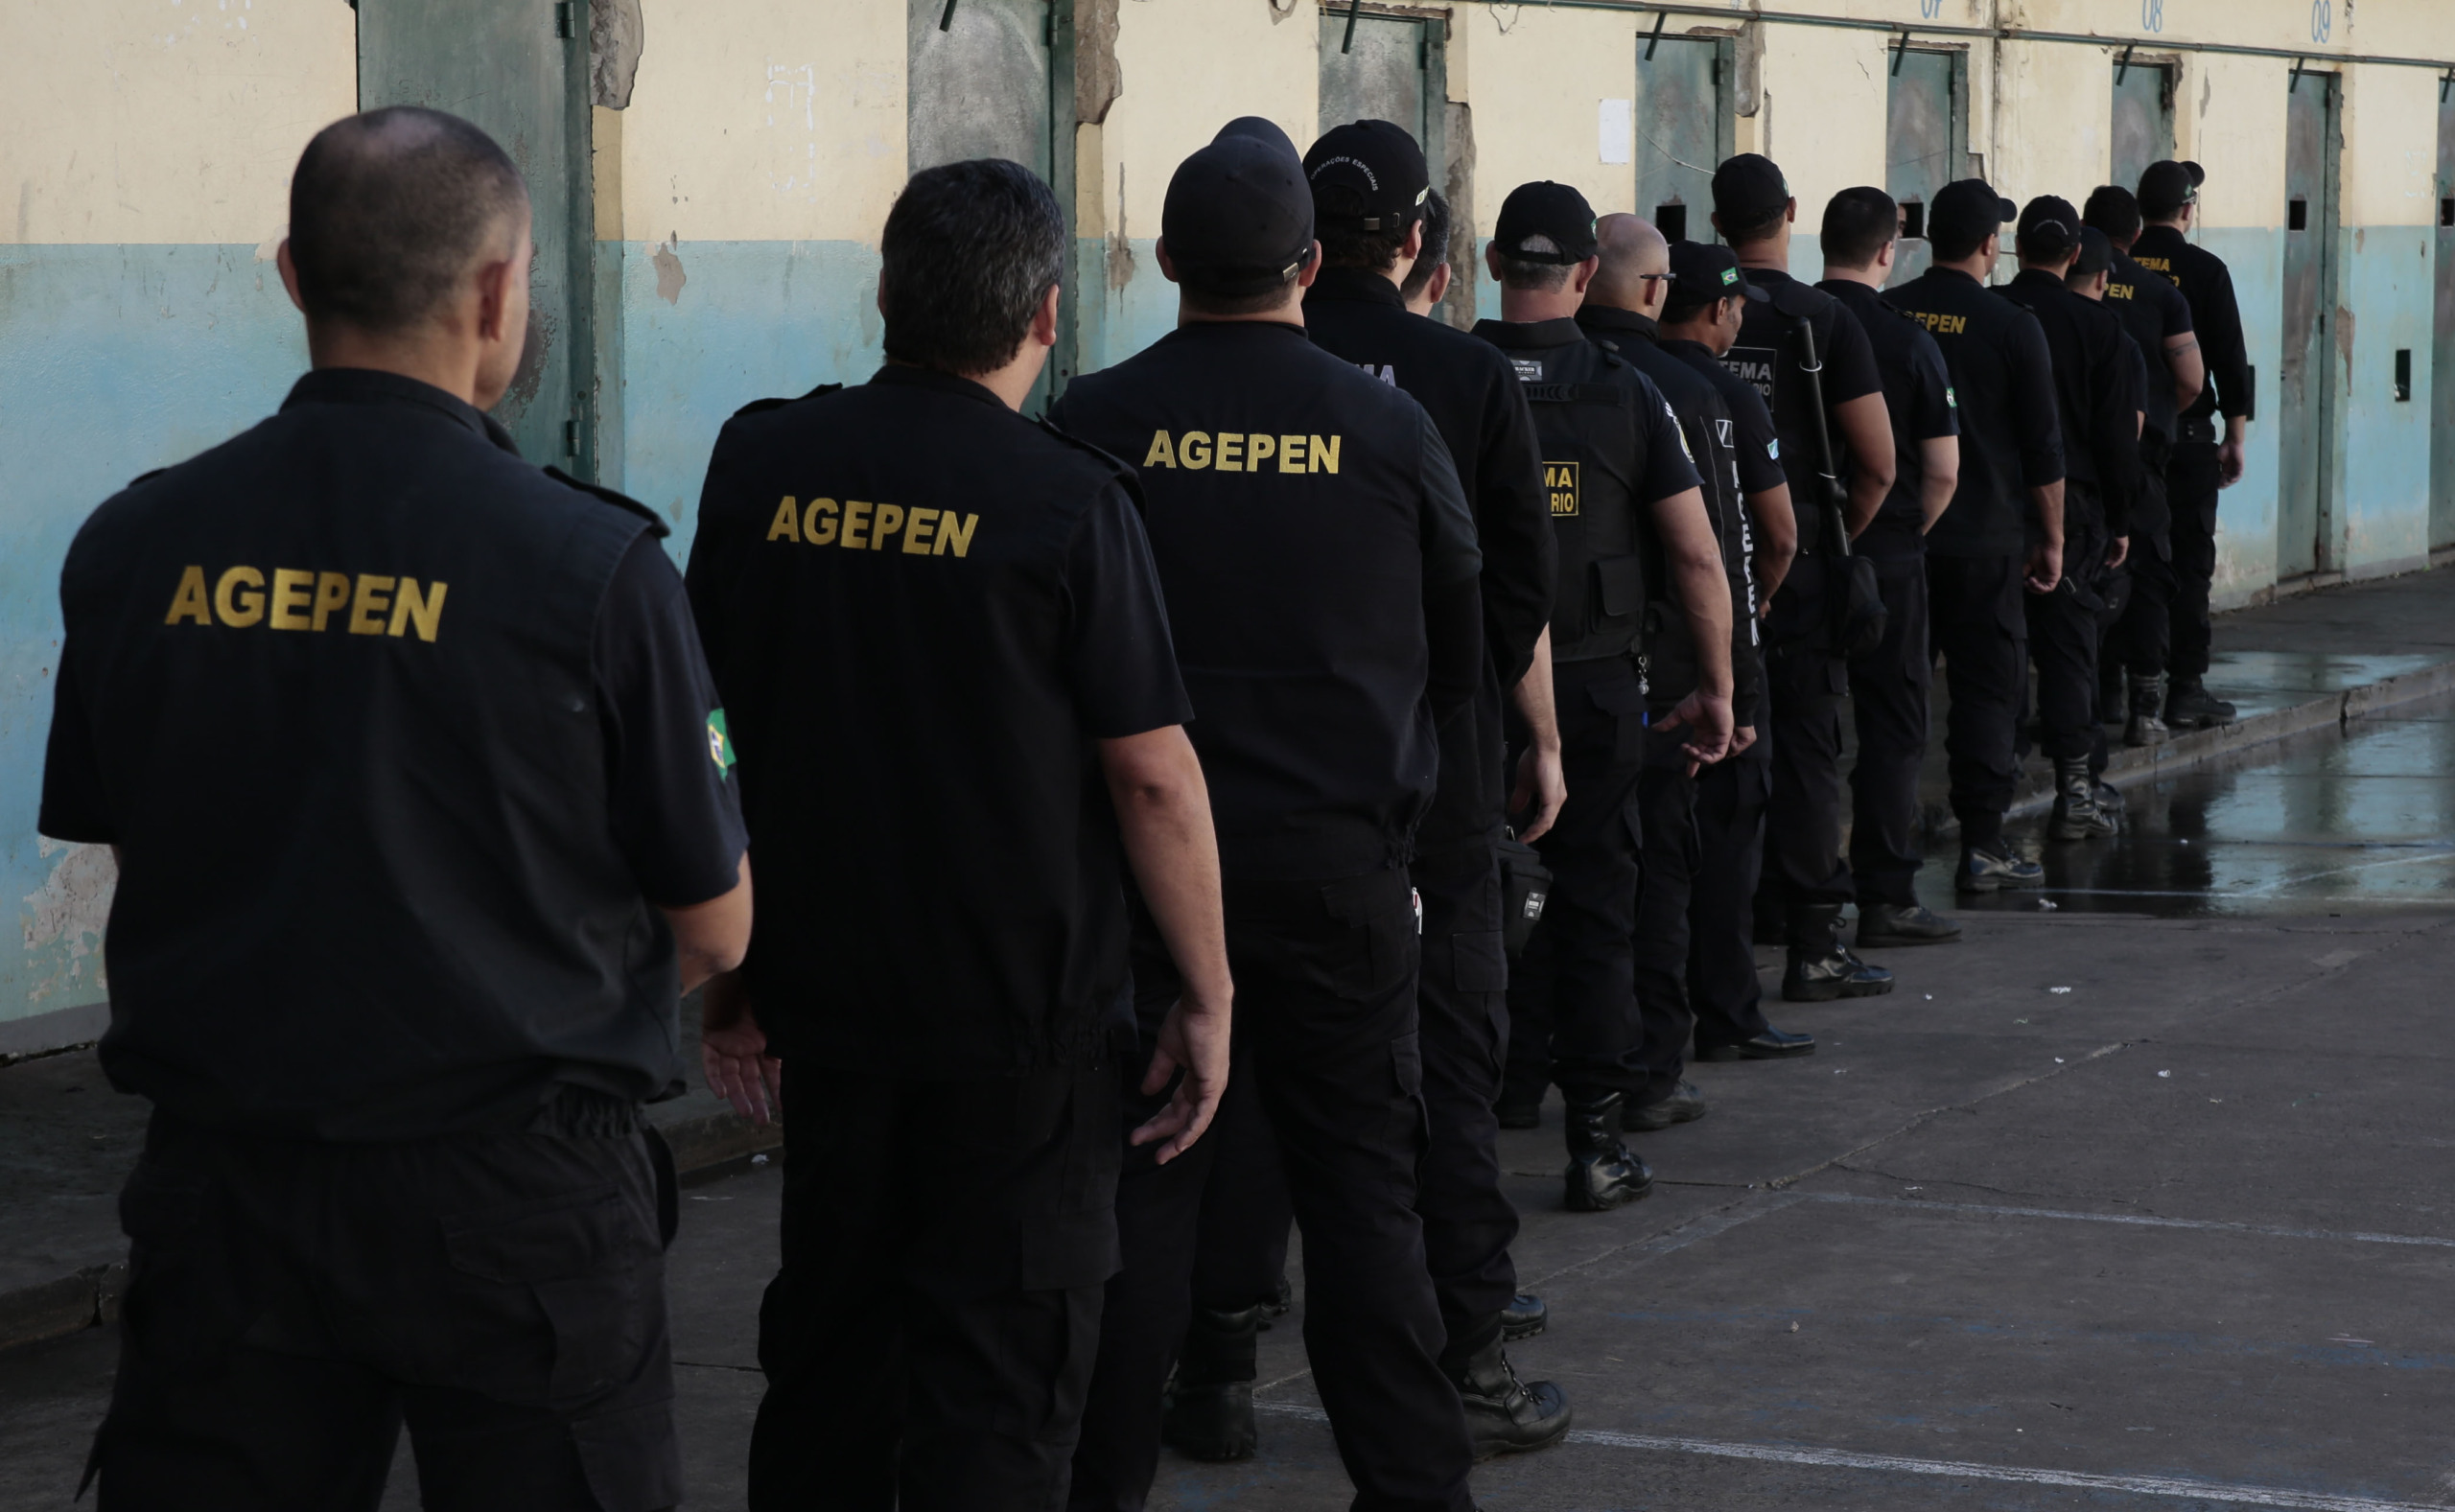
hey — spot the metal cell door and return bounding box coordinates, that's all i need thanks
[1633,35,1729,246]
[2433,89,2455,551]
[1887,49,1965,285]
[358,0,595,474]
[2278,72,2340,579]
[1320,12,1446,183]
[2110,61,2175,199]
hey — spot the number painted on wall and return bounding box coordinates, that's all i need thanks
[2310,0,2332,43]
[2140,0,2163,33]
[1918,0,1942,17]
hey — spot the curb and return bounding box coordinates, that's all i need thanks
[0,1105,782,1358]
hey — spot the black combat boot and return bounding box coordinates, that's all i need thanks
[1161,1305,1261,1461]
[1782,902,1895,1002]
[2125,671,2171,747]
[1444,1325,1573,1460]
[1499,1291,1549,1341]
[1856,902,1962,948]
[1957,841,2046,892]
[1561,1089,1652,1211]
[2048,756,2118,841]
[2165,678,2236,730]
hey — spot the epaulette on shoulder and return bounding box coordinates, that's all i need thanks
[543,465,671,539]
[730,382,844,420]
[1036,417,1149,511]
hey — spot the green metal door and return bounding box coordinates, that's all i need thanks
[1886,49,1966,286]
[1633,35,1728,246]
[2110,61,2175,200]
[357,0,596,475]
[1320,12,1447,185]
[2279,73,2340,579]
[2432,90,2455,552]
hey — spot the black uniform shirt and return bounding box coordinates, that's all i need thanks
[40,367,745,1139]
[1883,268,2067,559]
[1654,337,1787,497]
[689,365,1188,1075]
[2130,224,2250,432]
[2103,248,2193,441]
[1053,320,1482,881]
[1724,267,1883,553]
[1577,304,1763,725]
[1304,266,1555,850]
[1999,268,2142,535]
[1816,278,1960,560]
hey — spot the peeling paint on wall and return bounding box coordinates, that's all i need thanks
[592,0,646,109]
[653,234,687,304]
[1106,166,1135,292]
[22,839,113,1006]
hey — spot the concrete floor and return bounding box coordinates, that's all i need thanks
[6,706,2454,1510]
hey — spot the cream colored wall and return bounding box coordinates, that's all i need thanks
[1093,0,1318,242]
[615,0,905,246]
[2188,52,2291,229]
[1454,3,1642,227]
[1,0,354,245]
[1750,21,1888,223]
[2338,62,2438,229]
[1987,40,2114,212]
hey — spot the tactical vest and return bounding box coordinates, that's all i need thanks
[1515,343,1653,664]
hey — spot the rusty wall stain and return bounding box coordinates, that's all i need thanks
[1107,166,1135,292]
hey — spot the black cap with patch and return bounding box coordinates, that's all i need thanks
[1667,239,1767,305]
[1711,152,1791,221]
[1929,178,2019,252]
[1493,180,1599,264]
[2018,194,2084,261]
[2137,158,2205,218]
[1161,130,1317,296]
[1304,120,1430,232]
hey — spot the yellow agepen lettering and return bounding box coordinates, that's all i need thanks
[805,499,839,546]
[872,503,905,548]
[214,567,265,627]
[902,506,940,553]
[164,566,212,625]
[311,570,352,632]
[1143,430,1178,469]
[843,500,874,550]
[1181,431,1212,470]
[349,574,395,635]
[388,578,447,641]
[767,496,802,542]
[934,512,978,557]
[269,569,316,631]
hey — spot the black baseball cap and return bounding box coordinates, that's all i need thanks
[1304,120,1429,232]
[2138,159,2205,217]
[1493,180,1599,264]
[1711,153,1791,221]
[2018,195,2083,260]
[1161,130,1316,295]
[1929,178,2018,251]
[1215,115,1298,158]
[2071,225,2114,278]
[1667,240,1766,306]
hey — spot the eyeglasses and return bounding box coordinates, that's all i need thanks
[1633,272,1673,285]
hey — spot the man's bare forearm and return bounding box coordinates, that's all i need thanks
[1510,627,1559,752]
[1099,727,1230,1007]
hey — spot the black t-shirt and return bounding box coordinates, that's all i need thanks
[1724,267,1884,553]
[2103,249,2193,441]
[1817,278,1960,560]
[1655,337,1787,497]
[1883,268,2067,559]
[1053,321,1482,881]
[689,366,1188,1075]
[2130,224,2249,430]
[1305,268,1555,849]
[1998,268,2142,535]
[40,368,744,1138]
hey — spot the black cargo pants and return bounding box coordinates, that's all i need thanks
[1847,550,1933,909]
[751,1060,1120,1511]
[2025,489,2111,765]
[1926,552,2028,850]
[1070,869,1475,1512]
[1759,556,1854,917]
[2165,441,2223,681]
[91,1090,679,1512]
[1690,735,1776,1052]
[1629,725,1702,1105]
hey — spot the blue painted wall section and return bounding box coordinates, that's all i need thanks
[2200,226,2287,605]
[2337,225,2433,579]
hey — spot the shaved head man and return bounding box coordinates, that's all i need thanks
[1587,212,1669,313]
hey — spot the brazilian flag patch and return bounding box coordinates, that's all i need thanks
[708,709,736,775]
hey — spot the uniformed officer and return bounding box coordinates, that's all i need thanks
[1647,244,1823,1065]
[1883,180,2068,892]
[2131,160,2251,733]
[688,159,1231,1511]
[1052,125,1489,1506]
[43,107,752,1509]
[1998,198,2142,844]
[2085,183,2208,746]
[1574,216,1766,1127]
[1296,117,1568,1450]
[2063,226,2155,808]
[1708,154,1899,997]
[1812,188,1966,952]
[1403,188,1457,314]
[1473,180,1733,1209]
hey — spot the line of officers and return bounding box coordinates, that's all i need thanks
[40,101,2251,1512]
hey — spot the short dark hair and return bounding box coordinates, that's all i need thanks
[880,159,1066,377]
[1718,203,1788,247]
[2082,185,2144,244]
[1495,237,1574,292]
[288,107,528,334]
[1660,287,1727,325]
[1319,218,1412,273]
[1400,190,1452,301]
[1929,220,1991,263]
[1820,186,1897,270]
[1179,270,1303,316]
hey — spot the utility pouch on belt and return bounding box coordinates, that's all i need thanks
[1784,300,1888,661]
[1498,834,1553,957]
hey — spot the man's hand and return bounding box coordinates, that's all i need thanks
[2217,438,2246,488]
[1731,724,1758,756]
[1131,989,1231,1163]
[2025,540,2064,595]
[1656,689,1735,773]
[2106,535,2130,570]
[700,971,781,1126]
[1754,552,1789,616]
[1510,740,1566,842]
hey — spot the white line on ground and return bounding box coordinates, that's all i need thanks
[1249,1403,2446,1510]
[1797,1192,2455,1249]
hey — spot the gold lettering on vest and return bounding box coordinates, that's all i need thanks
[164,566,212,625]
[1310,435,1340,474]
[311,570,352,632]
[767,496,802,542]
[269,568,316,630]
[388,578,447,641]
[1143,430,1178,469]
[902,506,940,553]
[214,567,265,627]
[1217,432,1245,472]
[872,502,905,548]
[842,500,874,550]
[1181,431,1212,470]
[805,499,839,545]
[1278,434,1306,473]
[349,574,395,635]
[934,512,978,557]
